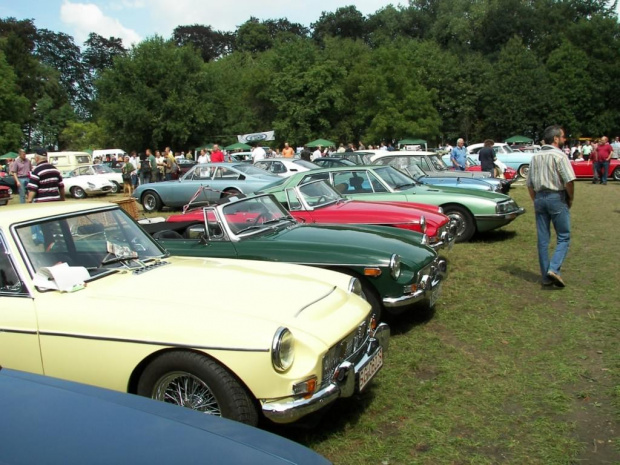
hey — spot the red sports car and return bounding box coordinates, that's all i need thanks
[570,159,620,180]
[0,185,10,206]
[167,181,456,250]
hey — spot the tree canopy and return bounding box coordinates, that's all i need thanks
[1,1,620,153]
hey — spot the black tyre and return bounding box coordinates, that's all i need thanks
[613,167,620,181]
[518,164,529,178]
[71,186,86,199]
[443,205,476,242]
[141,191,163,212]
[110,181,121,194]
[137,351,259,426]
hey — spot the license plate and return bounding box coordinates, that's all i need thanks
[429,282,442,308]
[358,347,383,392]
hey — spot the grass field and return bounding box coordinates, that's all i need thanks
[262,181,619,465]
[91,183,619,464]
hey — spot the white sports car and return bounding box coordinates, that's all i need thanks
[63,172,115,198]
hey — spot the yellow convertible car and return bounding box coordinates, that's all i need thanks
[0,202,389,426]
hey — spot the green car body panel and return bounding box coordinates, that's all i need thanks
[258,165,525,241]
[148,194,446,317]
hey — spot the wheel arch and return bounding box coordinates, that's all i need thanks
[127,347,257,402]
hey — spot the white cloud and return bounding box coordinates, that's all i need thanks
[60,1,142,46]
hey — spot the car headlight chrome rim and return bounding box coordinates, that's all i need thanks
[389,254,401,279]
[272,327,295,372]
[348,277,363,296]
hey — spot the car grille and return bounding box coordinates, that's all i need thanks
[321,313,371,388]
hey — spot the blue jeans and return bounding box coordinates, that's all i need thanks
[534,191,571,281]
[597,160,610,183]
[17,177,29,203]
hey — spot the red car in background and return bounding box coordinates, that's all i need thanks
[571,159,620,181]
[0,185,11,206]
[167,181,456,251]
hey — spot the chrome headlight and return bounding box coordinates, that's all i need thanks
[438,207,444,214]
[348,277,363,296]
[496,200,517,214]
[389,254,401,279]
[271,327,295,372]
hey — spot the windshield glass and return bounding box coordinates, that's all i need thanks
[373,166,417,190]
[298,181,341,208]
[429,155,449,170]
[92,164,115,174]
[15,208,165,277]
[221,195,292,236]
[293,159,319,169]
[233,163,277,176]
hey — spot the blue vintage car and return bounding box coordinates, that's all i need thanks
[0,368,331,464]
[467,142,535,178]
[132,163,281,212]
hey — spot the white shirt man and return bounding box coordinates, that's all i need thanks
[252,146,266,162]
[311,147,322,161]
[197,149,210,164]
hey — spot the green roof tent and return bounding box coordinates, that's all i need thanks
[224,142,252,151]
[0,151,18,160]
[397,139,427,150]
[306,139,336,148]
[505,135,533,144]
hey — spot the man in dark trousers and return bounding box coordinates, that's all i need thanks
[478,139,496,177]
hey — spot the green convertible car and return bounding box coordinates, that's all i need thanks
[143,193,447,319]
[258,165,525,242]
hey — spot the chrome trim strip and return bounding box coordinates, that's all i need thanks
[474,207,526,220]
[0,328,38,336]
[294,286,336,317]
[37,331,269,352]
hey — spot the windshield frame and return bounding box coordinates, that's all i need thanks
[12,206,167,280]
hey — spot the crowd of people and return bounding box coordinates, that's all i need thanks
[7,148,65,204]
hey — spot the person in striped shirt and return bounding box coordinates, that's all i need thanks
[27,149,65,203]
[526,125,576,288]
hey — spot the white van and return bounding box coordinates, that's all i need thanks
[47,151,93,174]
[92,149,127,160]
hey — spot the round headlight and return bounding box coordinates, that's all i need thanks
[272,327,295,372]
[348,277,363,296]
[389,254,401,279]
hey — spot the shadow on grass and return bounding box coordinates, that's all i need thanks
[261,380,380,445]
[385,305,436,335]
[471,229,517,243]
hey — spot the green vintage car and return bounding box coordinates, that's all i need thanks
[258,166,525,242]
[144,193,447,319]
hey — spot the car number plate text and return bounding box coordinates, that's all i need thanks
[358,347,383,392]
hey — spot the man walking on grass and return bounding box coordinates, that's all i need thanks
[526,125,576,288]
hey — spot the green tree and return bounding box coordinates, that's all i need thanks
[172,25,234,61]
[0,50,29,152]
[59,121,106,150]
[96,37,212,150]
[482,37,553,140]
[311,6,368,43]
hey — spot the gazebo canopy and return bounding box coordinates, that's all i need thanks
[195,143,215,151]
[398,138,427,145]
[0,151,18,160]
[505,135,533,144]
[306,139,336,148]
[224,142,252,151]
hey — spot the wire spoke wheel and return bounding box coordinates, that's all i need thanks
[153,371,221,415]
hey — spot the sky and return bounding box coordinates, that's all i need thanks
[0,0,401,47]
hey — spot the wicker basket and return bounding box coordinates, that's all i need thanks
[111,198,139,219]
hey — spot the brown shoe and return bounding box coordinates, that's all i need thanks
[547,271,565,288]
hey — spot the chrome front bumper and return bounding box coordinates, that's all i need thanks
[382,257,447,308]
[429,229,456,251]
[261,323,390,424]
[475,207,526,221]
